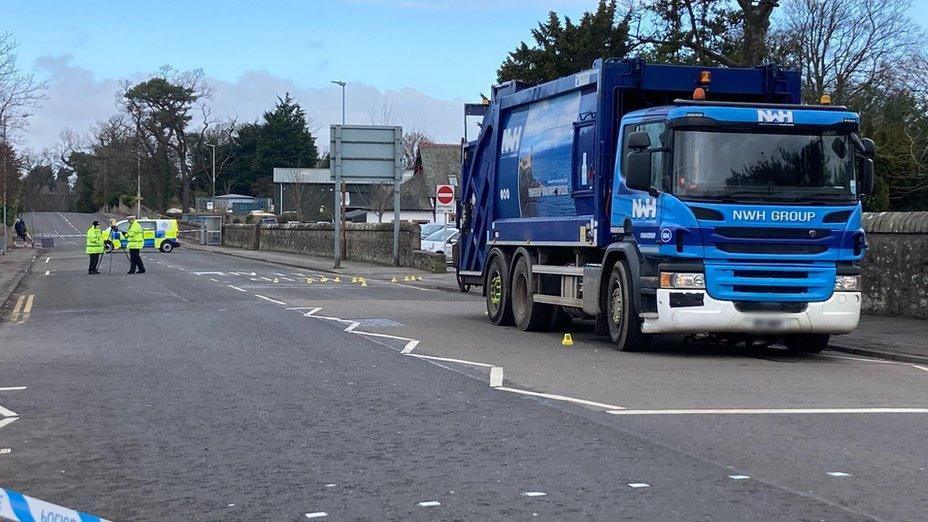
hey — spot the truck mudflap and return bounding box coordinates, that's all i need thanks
[641,290,861,335]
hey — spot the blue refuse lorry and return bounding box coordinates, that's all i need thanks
[456,58,875,352]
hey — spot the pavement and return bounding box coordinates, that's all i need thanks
[1,212,926,520]
[186,241,928,364]
[0,246,38,309]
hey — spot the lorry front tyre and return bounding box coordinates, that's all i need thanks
[784,334,830,354]
[606,261,650,351]
[485,254,514,326]
[511,255,553,331]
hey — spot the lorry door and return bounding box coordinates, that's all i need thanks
[572,120,596,219]
[614,120,668,254]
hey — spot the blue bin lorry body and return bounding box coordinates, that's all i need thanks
[457,58,872,351]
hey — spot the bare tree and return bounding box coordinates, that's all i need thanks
[360,183,395,223]
[403,130,431,169]
[782,0,924,103]
[0,32,46,137]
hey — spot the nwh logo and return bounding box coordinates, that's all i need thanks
[501,126,523,154]
[632,197,656,219]
[757,109,794,124]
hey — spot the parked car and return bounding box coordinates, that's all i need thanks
[419,223,445,239]
[421,227,459,264]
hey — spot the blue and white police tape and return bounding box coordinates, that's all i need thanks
[0,487,110,522]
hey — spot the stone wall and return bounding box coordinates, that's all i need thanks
[222,224,260,250]
[861,212,928,319]
[221,222,426,268]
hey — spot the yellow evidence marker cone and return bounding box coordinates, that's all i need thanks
[352,276,359,283]
[333,276,341,283]
[320,276,328,283]
[361,280,368,287]
[391,277,398,283]
[561,334,574,346]
[306,277,313,284]
[416,276,423,281]
[273,277,279,283]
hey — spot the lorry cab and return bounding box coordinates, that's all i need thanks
[615,100,873,340]
[105,218,180,253]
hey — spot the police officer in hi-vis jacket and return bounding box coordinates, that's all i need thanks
[85,220,105,275]
[123,216,146,274]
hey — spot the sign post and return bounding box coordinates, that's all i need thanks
[330,125,403,267]
[435,184,455,214]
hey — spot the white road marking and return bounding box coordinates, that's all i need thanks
[44,257,50,263]
[913,365,928,373]
[0,386,26,391]
[729,475,751,480]
[260,276,273,282]
[177,267,185,271]
[0,448,10,455]
[417,501,441,507]
[194,271,225,276]
[304,512,328,518]
[254,294,286,306]
[628,483,650,488]
[324,483,336,487]
[301,306,629,412]
[498,386,626,411]
[227,504,235,507]
[228,285,247,292]
[490,367,504,388]
[607,408,928,415]
[406,353,495,368]
[521,491,547,497]
[0,418,17,429]
[44,270,49,276]
[827,471,851,477]
[280,277,295,282]
[273,272,287,277]
[209,278,218,282]
[0,403,18,417]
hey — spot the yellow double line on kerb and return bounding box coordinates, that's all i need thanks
[9,294,35,324]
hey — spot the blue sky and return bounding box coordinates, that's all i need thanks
[3,0,928,152]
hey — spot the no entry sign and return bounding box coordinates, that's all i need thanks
[436,184,455,213]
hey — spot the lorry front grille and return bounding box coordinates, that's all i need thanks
[706,262,835,303]
[717,243,828,255]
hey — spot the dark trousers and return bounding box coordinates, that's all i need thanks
[128,249,146,274]
[88,254,100,274]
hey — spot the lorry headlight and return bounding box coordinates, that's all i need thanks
[660,272,705,289]
[834,275,860,291]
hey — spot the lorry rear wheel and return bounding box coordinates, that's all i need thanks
[485,254,514,326]
[511,255,553,331]
[606,261,650,351]
[784,334,830,354]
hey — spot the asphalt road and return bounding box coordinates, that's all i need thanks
[0,212,925,520]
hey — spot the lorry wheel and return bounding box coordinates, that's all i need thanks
[159,242,174,253]
[606,261,651,351]
[511,255,553,331]
[485,254,514,326]
[783,334,830,354]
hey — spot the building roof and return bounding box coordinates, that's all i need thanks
[414,143,461,190]
[214,193,255,200]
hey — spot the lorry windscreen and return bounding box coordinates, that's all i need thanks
[672,130,856,204]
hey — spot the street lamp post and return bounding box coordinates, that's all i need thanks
[330,80,346,124]
[330,80,347,268]
[206,143,217,213]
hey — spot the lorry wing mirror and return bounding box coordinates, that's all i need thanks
[627,131,651,150]
[625,150,652,192]
[860,137,876,158]
[859,158,874,196]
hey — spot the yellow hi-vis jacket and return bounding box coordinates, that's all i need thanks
[85,226,105,255]
[125,221,144,250]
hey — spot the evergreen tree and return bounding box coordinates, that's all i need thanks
[250,93,319,195]
[497,0,635,85]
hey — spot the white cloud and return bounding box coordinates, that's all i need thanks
[24,56,469,154]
